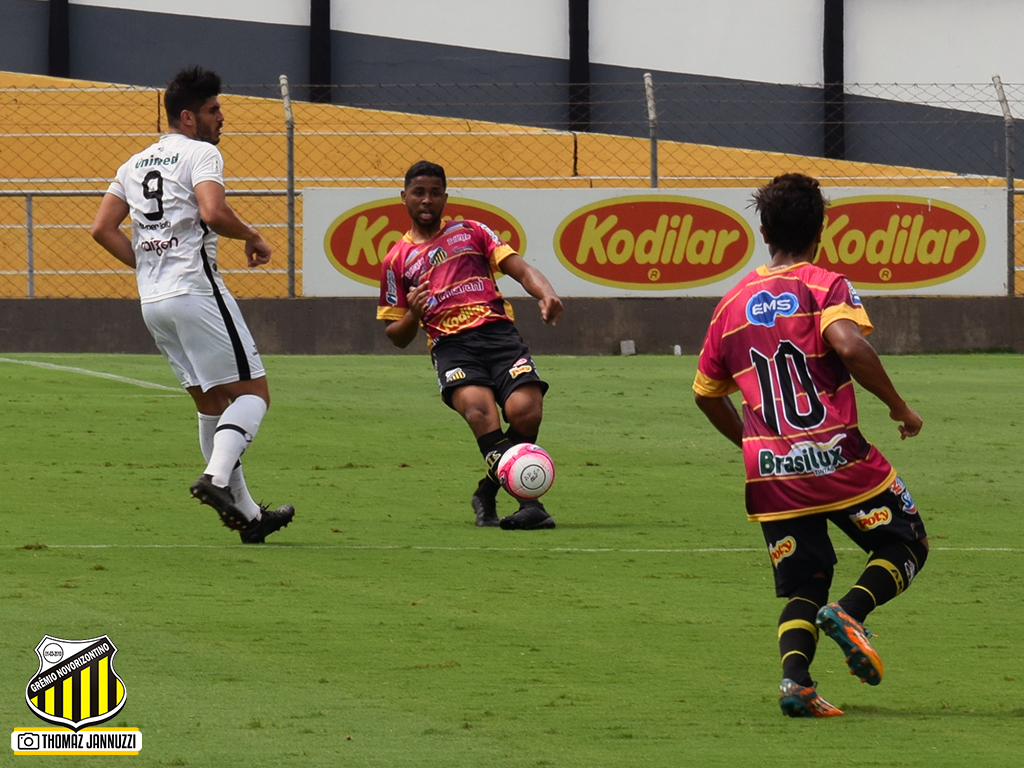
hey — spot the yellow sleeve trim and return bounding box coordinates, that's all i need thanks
[492,244,516,273]
[377,307,407,322]
[821,304,873,337]
[693,369,739,397]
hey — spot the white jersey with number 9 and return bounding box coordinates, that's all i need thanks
[107,132,228,304]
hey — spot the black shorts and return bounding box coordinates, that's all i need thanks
[430,321,548,410]
[760,475,928,597]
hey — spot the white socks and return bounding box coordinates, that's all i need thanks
[197,394,268,520]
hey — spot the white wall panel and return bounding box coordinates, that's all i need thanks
[71,0,310,26]
[591,0,823,84]
[335,0,568,59]
[847,0,1024,84]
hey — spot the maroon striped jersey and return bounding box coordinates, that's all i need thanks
[377,219,515,346]
[694,262,896,521]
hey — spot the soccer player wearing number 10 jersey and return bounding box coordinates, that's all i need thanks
[91,66,293,543]
[693,174,929,718]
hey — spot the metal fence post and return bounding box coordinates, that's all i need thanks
[280,74,296,298]
[644,72,658,189]
[992,75,1015,297]
[25,193,34,298]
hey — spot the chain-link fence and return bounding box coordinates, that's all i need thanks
[2,78,1022,298]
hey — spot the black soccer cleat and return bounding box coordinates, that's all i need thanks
[190,474,248,532]
[471,477,500,527]
[240,503,295,544]
[499,500,556,530]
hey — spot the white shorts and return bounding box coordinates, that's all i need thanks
[142,292,266,392]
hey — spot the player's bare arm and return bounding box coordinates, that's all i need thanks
[384,280,431,348]
[90,193,136,268]
[498,254,563,325]
[194,180,271,267]
[694,393,744,447]
[824,318,922,439]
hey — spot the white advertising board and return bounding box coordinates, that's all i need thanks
[302,187,1007,297]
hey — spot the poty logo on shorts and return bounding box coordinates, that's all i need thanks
[746,291,799,328]
[758,435,847,478]
[509,357,533,379]
[768,536,797,566]
[851,506,892,532]
[445,368,466,383]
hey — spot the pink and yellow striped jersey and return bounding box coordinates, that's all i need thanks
[377,219,515,345]
[693,262,896,521]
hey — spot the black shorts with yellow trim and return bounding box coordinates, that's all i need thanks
[760,475,928,597]
[430,320,548,411]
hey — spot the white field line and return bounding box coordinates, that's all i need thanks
[32,544,1016,554]
[0,357,181,392]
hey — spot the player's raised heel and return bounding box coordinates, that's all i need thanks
[779,679,844,718]
[240,503,295,544]
[471,480,500,527]
[190,474,248,531]
[816,602,884,685]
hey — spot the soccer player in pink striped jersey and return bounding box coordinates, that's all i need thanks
[693,173,930,718]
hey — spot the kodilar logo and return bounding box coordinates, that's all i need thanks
[816,195,986,288]
[324,197,526,286]
[25,635,126,731]
[554,195,753,289]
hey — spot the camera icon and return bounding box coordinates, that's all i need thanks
[16,732,39,750]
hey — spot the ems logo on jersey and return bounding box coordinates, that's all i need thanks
[25,635,126,731]
[746,290,799,327]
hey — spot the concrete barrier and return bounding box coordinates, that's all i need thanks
[1,297,1021,356]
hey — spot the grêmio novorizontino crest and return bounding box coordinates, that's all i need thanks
[25,635,126,731]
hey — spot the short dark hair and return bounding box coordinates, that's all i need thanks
[752,173,826,255]
[164,66,222,128]
[404,160,446,189]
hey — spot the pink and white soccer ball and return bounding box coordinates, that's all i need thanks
[496,443,556,500]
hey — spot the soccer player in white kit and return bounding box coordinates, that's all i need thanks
[91,66,294,543]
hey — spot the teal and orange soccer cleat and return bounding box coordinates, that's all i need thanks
[779,679,844,718]
[816,602,884,685]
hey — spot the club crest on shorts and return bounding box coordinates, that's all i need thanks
[25,635,126,731]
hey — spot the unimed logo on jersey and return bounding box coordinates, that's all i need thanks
[12,635,140,756]
[323,198,526,286]
[816,196,986,289]
[554,195,753,289]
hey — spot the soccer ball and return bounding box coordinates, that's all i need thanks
[496,443,555,500]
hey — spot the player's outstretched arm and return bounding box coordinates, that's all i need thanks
[91,194,136,268]
[194,180,271,267]
[695,393,744,448]
[824,318,922,439]
[498,254,563,325]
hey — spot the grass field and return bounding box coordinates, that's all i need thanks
[1,352,1022,767]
